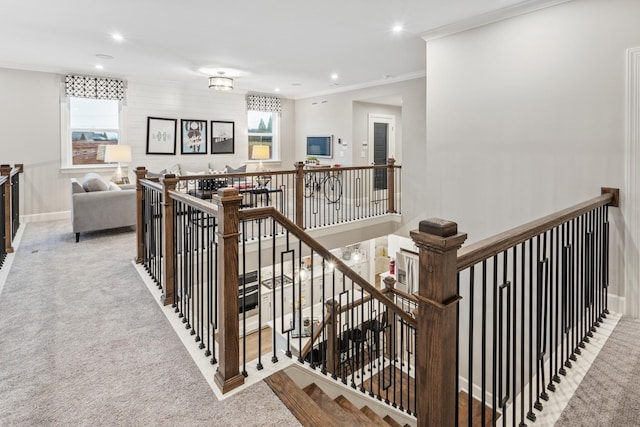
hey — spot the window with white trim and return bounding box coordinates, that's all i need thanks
[68,97,120,166]
[248,110,279,161]
[61,74,126,169]
[246,94,282,161]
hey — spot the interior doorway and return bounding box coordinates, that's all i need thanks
[368,113,396,198]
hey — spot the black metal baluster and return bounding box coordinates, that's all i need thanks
[492,255,498,424]
[468,267,475,427]
[527,237,536,422]
[241,220,248,377]
[481,259,488,427]
[554,226,561,383]
[271,220,278,364]
[257,219,264,370]
[519,242,526,427]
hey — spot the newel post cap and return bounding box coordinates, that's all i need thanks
[419,218,458,237]
[411,218,467,252]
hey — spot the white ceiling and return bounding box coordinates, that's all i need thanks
[0,0,543,98]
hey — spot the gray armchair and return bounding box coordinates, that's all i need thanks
[70,177,136,242]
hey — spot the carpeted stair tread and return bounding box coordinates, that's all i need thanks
[265,371,340,427]
[360,405,390,426]
[333,394,383,426]
[383,414,403,427]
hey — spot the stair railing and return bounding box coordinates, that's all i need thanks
[237,203,418,413]
[411,188,619,427]
[134,172,418,410]
[0,164,24,258]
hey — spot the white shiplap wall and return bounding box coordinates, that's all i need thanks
[125,80,249,174]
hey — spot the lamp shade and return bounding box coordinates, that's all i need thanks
[209,73,234,91]
[251,145,270,160]
[104,144,132,163]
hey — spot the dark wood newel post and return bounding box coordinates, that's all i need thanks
[161,174,178,306]
[410,218,467,427]
[135,167,147,264]
[213,187,245,393]
[294,161,305,229]
[0,165,13,254]
[386,158,396,214]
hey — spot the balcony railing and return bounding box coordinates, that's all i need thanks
[135,159,617,426]
[411,187,619,426]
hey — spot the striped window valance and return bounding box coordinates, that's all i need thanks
[65,74,126,101]
[246,94,282,113]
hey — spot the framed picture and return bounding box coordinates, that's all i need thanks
[146,117,177,155]
[180,119,207,154]
[210,121,235,154]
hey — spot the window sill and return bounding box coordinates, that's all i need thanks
[60,164,115,174]
[246,160,281,165]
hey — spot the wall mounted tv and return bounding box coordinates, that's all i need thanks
[306,135,333,158]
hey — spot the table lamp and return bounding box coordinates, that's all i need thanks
[251,145,270,172]
[104,144,132,183]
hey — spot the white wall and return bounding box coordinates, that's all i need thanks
[423,0,639,310]
[294,78,424,165]
[0,68,66,219]
[0,69,295,217]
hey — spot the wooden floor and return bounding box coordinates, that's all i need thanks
[362,364,495,426]
[215,326,273,365]
[362,365,415,413]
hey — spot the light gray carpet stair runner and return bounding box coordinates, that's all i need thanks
[0,220,299,426]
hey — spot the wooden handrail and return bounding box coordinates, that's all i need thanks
[169,163,402,182]
[457,189,618,272]
[167,189,219,217]
[139,178,163,192]
[239,206,417,327]
[387,287,419,305]
[299,288,392,360]
[300,311,332,360]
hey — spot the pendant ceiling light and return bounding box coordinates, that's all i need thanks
[209,71,234,91]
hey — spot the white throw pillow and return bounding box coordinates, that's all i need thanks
[82,173,109,192]
[108,182,122,191]
[166,164,181,176]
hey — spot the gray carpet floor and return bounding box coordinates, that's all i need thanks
[0,220,300,426]
[556,316,640,426]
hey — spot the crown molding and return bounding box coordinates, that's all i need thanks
[421,0,573,42]
[294,71,426,101]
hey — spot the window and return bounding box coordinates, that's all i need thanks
[248,110,279,161]
[61,74,126,169]
[67,97,121,166]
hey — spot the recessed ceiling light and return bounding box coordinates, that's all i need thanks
[274,88,281,92]
[95,64,104,70]
[111,33,124,42]
[331,73,339,80]
[392,24,403,33]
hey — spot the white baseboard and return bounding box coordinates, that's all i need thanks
[607,294,626,315]
[21,211,70,223]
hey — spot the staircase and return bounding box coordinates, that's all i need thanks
[265,369,413,427]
